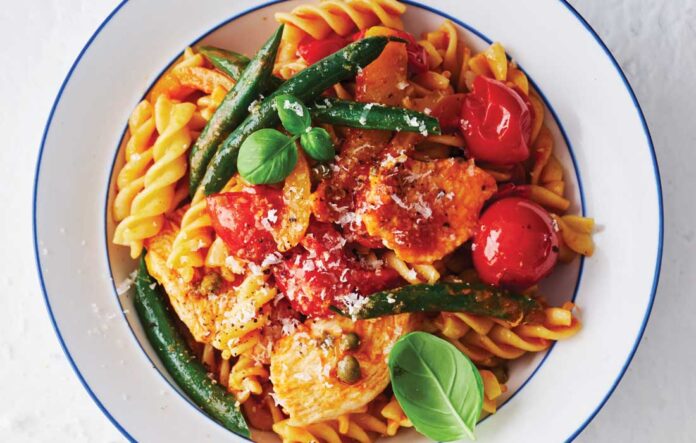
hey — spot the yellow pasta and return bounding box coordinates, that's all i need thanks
[479,369,505,413]
[554,214,596,258]
[111,10,596,442]
[437,305,581,366]
[275,0,406,40]
[113,95,195,258]
[215,273,277,358]
[274,0,407,78]
[380,396,412,436]
[113,100,157,222]
[230,354,270,403]
[272,406,391,443]
[383,251,440,284]
[167,176,245,282]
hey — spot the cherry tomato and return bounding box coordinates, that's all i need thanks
[206,187,284,263]
[472,197,559,290]
[431,93,466,132]
[460,75,532,164]
[298,34,349,65]
[389,29,428,75]
[273,222,401,317]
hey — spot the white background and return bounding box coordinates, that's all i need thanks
[0,0,693,441]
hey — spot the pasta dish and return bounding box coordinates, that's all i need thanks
[110,1,595,441]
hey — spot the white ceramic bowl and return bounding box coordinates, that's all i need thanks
[33,1,663,441]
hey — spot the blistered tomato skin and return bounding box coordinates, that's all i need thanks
[272,223,402,317]
[460,75,532,165]
[298,34,349,65]
[472,197,559,290]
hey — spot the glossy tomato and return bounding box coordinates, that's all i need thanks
[431,93,466,132]
[472,197,559,290]
[389,29,428,75]
[273,222,402,317]
[298,34,349,65]
[206,187,284,263]
[461,75,532,164]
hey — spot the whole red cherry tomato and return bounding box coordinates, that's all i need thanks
[298,34,349,65]
[472,197,559,290]
[461,75,532,164]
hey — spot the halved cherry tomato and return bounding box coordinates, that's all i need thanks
[472,197,559,290]
[461,75,532,165]
[298,34,349,65]
[273,222,402,317]
[431,93,466,132]
[206,187,284,263]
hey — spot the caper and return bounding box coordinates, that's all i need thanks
[337,355,361,384]
[199,272,221,295]
[340,332,361,351]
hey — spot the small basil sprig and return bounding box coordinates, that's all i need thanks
[276,94,312,135]
[301,127,334,162]
[238,94,334,184]
[388,332,484,442]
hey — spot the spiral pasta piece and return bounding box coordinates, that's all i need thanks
[167,176,245,282]
[479,369,506,413]
[113,95,195,258]
[113,100,157,222]
[272,407,390,443]
[553,215,595,259]
[383,251,440,284]
[215,273,277,357]
[380,396,412,436]
[437,305,581,366]
[275,0,406,40]
[229,354,270,404]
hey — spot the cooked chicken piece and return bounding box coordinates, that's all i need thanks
[145,221,277,359]
[270,314,418,426]
[362,157,497,264]
[312,28,409,248]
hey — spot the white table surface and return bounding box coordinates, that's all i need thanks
[1,1,693,441]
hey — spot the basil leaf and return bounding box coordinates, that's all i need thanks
[238,128,298,184]
[388,332,483,442]
[275,94,311,135]
[300,127,335,162]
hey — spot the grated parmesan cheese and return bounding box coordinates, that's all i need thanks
[283,99,305,117]
[339,292,370,319]
[116,270,138,295]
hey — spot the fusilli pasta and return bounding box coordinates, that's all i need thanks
[167,176,245,282]
[113,100,157,222]
[113,95,195,258]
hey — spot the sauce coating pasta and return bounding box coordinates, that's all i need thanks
[111,2,593,441]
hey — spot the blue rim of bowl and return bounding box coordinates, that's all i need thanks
[100,0,586,439]
[32,0,663,442]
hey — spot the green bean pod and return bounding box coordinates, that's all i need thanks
[188,25,284,195]
[333,282,541,323]
[310,98,441,135]
[134,256,250,437]
[199,36,392,196]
